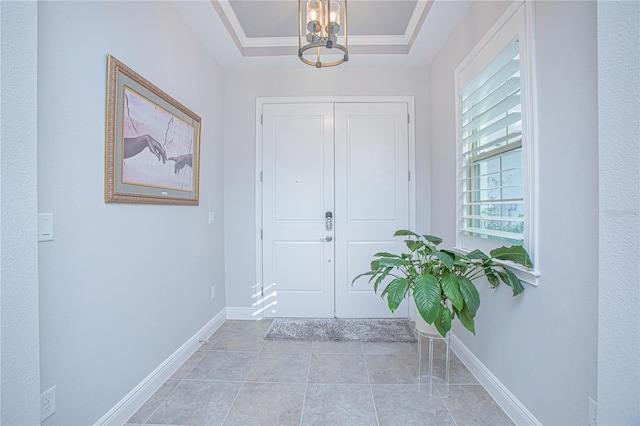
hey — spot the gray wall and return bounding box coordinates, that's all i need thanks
[597,1,640,423]
[0,2,41,424]
[428,1,598,424]
[223,67,429,310]
[37,2,226,424]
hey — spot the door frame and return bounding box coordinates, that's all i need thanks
[255,96,417,318]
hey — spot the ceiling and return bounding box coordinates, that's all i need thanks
[172,0,472,69]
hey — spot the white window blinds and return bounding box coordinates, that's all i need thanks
[460,38,524,246]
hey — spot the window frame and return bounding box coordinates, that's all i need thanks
[454,1,540,285]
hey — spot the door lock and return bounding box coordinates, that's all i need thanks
[320,236,333,242]
[325,211,333,231]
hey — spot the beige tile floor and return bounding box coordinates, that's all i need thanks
[125,320,514,426]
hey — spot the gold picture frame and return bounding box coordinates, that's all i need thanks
[105,54,201,205]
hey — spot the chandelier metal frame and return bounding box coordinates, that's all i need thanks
[298,0,349,68]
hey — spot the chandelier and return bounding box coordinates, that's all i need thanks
[298,0,349,68]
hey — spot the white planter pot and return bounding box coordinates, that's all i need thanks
[414,309,440,335]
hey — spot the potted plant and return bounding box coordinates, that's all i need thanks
[352,230,533,337]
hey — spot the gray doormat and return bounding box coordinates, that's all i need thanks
[264,318,416,342]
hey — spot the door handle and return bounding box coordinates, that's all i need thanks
[320,236,333,242]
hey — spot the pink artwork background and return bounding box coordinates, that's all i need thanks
[122,87,194,191]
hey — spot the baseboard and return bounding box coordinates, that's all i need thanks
[226,306,261,320]
[94,309,227,426]
[450,334,542,426]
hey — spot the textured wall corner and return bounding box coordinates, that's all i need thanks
[0,1,41,424]
[597,1,640,424]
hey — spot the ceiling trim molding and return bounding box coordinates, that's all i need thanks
[405,0,434,49]
[240,34,413,48]
[211,0,432,57]
[211,0,248,55]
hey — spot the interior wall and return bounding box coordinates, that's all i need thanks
[223,67,429,310]
[37,2,225,424]
[0,2,41,424]
[428,1,598,424]
[597,1,640,423]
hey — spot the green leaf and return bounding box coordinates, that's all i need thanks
[413,274,441,324]
[507,269,525,296]
[442,249,470,262]
[423,234,443,246]
[454,264,470,275]
[484,267,499,288]
[433,251,455,270]
[441,271,463,311]
[496,268,525,296]
[435,306,452,337]
[373,267,393,293]
[490,245,533,268]
[405,239,425,252]
[394,229,420,238]
[466,249,489,260]
[418,246,434,257]
[351,271,375,285]
[372,252,402,259]
[378,258,410,267]
[384,278,410,313]
[371,260,380,271]
[457,304,476,335]
[457,276,480,316]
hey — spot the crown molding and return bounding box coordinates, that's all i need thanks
[211,0,432,57]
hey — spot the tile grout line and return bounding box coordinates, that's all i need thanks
[440,383,459,426]
[139,382,179,426]
[361,341,381,426]
[299,342,315,426]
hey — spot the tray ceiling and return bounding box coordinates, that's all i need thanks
[172,0,472,69]
[212,0,434,56]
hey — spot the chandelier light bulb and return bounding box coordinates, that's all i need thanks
[329,2,340,24]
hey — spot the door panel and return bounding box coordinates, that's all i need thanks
[273,242,326,292]
[343,115,399,221]
[262,103,335,318]
[273,117,324,221]
[334,103,410,318]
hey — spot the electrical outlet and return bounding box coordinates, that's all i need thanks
[588,397,597,426]
[211,285,216,299]
[41,385,56,421]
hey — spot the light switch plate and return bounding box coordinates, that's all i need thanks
[208,212,215,224]
[38,213,54,242]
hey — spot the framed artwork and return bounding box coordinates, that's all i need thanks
[105,54,201,205]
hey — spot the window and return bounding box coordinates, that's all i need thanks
[461,39,524,246]
[455,2,538,282]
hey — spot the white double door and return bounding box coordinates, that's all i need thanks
[262,102,410,318]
